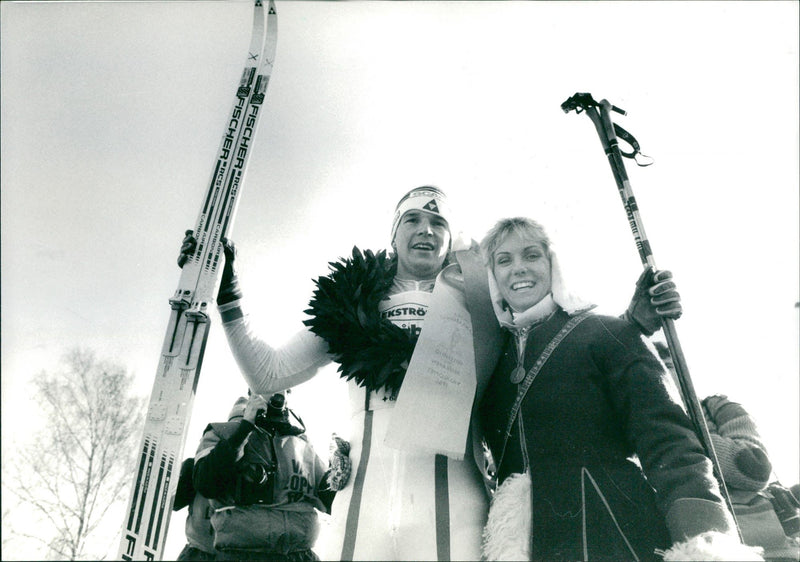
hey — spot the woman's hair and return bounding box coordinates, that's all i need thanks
[480,217,552,268]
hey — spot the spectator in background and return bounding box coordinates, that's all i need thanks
[655,342,800,561]
[193,392,339,561]
[173,397,249,560]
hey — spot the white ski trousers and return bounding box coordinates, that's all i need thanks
[319,386,488,561]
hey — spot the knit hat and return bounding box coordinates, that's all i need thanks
[228,396,248,421]
[702,394,772,491]
[390,186,451,244]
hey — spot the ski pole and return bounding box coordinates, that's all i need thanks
[561,93,740,536]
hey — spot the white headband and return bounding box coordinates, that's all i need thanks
[390,187,451,242]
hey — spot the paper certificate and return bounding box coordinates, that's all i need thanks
[384,268,476,460]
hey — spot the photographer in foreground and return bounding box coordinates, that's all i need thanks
[193,392,337,561]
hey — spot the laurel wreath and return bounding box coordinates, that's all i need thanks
[303,247,417,397]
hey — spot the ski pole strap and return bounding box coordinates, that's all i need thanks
[561,92,652,166]
[495,312,592,473]
[613,124,653,166]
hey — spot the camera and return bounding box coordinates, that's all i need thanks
[235,461,276,505]
[255,393,287,429]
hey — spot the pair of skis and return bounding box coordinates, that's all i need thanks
[118,2,277,559]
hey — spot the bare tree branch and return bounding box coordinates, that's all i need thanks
[5,347,146,560]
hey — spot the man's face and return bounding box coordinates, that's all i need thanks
[492,231,552,313]
[393,210,450,280]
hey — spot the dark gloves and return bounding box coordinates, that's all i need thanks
[216,237,242,306]
[623,267,682,336]
[177,230,196,268]
[176,230,242,305]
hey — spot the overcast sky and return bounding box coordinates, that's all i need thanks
[2,1,798,559]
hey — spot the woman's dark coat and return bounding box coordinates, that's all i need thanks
[480,309,731,561]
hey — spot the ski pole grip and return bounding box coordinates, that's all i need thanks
[561,93,627,116]
[599,100,622,149]
[561,93,595,113]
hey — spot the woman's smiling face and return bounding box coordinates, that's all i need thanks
[492,230,552,313]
